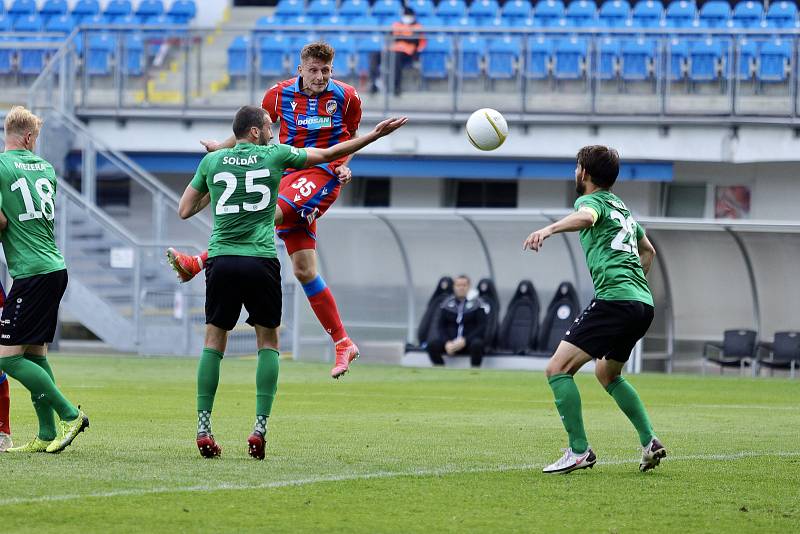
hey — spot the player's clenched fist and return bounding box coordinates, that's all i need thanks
[523,228,552,252]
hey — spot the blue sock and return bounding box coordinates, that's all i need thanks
[302,275,327,297]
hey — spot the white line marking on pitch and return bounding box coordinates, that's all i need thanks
[0,451,797,507]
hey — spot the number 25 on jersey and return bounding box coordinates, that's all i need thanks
[610,210,639,257]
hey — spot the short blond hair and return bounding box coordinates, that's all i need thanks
[5,106,43,138]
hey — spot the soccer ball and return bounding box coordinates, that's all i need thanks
[465,108,508,151]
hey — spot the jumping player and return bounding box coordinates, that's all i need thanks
[167,42,364,379]
[0,106,89,454]
[0,283,11,452]
[179,105,406,458]
[523,145,666,474]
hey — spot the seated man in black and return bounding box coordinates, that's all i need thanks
[427,275,488,368]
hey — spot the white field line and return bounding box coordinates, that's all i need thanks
[0,451,797,507]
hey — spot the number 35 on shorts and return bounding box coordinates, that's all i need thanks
[290,176,317,199]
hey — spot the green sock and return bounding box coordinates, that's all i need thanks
[24,354,58,441]
[548,373,589,454]
[606,376,655,447]
[0,354,79,422]
[197,348,223,413]
[256,348,280,418]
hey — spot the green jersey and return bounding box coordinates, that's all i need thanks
[0,150,65,279]
[574,190,653,306]
[190,142,307,259]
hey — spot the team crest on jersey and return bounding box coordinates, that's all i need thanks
[325,100,337,115]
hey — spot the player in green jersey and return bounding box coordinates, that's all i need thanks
[178,105,406,459]
[0,106,89,454]
[523,145,666,474]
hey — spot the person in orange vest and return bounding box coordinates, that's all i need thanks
[390,7,426,96]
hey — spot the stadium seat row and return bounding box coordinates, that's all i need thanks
[0,0,196,27]
[227,31,794,83]
[264,0,799,29]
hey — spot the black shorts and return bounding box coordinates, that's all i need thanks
[1,269,68,346]
[563,299,654,363]
[205,255,282,331]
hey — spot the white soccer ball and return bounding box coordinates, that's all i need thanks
[465,108,508,151]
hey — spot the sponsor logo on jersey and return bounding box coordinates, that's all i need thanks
[290,101,297,111]
[325,100,337,115]
[296,114,332,130]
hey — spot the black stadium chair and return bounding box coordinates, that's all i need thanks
[538,281,580,354]
[477,278,500,351]
[496,279,540,354]
[411,276,453,351]
[702,329,758,375]
[757,331,800,379]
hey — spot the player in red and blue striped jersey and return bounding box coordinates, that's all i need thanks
[167,42,362,379]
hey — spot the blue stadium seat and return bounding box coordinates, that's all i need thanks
[307,0,336,23]
[72,0,100,24]
[699,1,731,28]
[667,36,688,80]
[8,0,36,25]
[553,35,587,79]
[0,15,11,31]
[407,0,435,18]
[599,0,630,27]
[372,0,402,24]
[104,0,132,22]
[737,37,757,80]
[688,37,724,82]
[565,0,598,27]
[112,14,143,27]
[350,14,379,29]
[596,35,620,79]
[168,0,196,25]
[228,35,251,78]
[316,14,348,37]
[123,32,145,75]
[469,0,500,26]
[665,0,697,28]
[288,33,319,59]
[418,14,444,26]
[524,34,551,79]
[632,0,663,28]
[19,37,47,76]
[502,0,532,25]
[328,33,355,77]
[0,37,14,75]
[758,37,791,82]
[533,0,565,27]
[45,14,75,34]
[437,0,468,20]
[41,0,68,25]
[136,0,164,24]
[339,0,370,23]
[14,13,43,32]
[355,33,382,76]
[459,35,485,78]
[487,36,520,79]
[621,36,656,80]
[275,0,306,18]
[87,33,117,76]
[765,1,797,28]
[732,1,763,29]
[420,34,452,81]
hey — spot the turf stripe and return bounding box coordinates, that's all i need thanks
[0,451,797,507]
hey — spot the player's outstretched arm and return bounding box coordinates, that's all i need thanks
[302,117,408,168]
[178,186,210,219]
[200,135,236,153]
[523,210,595,252]
[638,234,657,275]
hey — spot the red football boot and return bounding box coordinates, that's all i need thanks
[330,338,360,379]
[196,432,222,458]
[247,432,266,460]
[166,247,203,283]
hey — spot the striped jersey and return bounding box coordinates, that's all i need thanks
[261,77,362,174]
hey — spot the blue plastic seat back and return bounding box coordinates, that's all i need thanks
[14,13,43,32]
[596,36,620,79]
[554,35,587,79]
[307,0,336,23]
[469,0,500,25]
[599,0,631,27]
[565,0,598,27]
[72,0,100,24]
[667,37,688,79]
[759,38,791,81]
[0,37,14,74]
[136,0,164,23]
[168,0,196,24]
[41,0,68,25]
[0,15,10,31]
[105,0,132,22]
[766,1,797,28]
[460,35,485,78]
[275,0,306,17]
[621,37,656,80]
[438,0,468,19]
[407,0,435,17]
[328,34,355,76]
[534,0,565,26]
[487,36,521,79]
[689,37,723,81]
[9,0,37,21]
[372,0,402,24]
[632,0,663,27]
[737,38,758,79]
[502,0,532,24]
[525,34,552,78]
[699,0,731,28]
[228,35,251,77]
[87,33,117,75]
[732,1,762,28]
[355,33,382,75]
[339,0,370,23]
[665,0,697,28]
[420,35,452,79]
[45,14,75,34]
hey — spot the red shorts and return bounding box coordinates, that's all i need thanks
[276,167,342,255]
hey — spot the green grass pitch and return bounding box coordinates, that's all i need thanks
[2,355,798,533]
